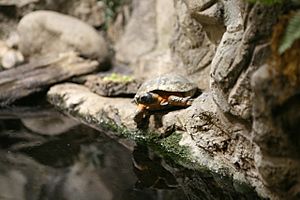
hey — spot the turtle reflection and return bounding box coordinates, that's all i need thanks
[132,145,178,189]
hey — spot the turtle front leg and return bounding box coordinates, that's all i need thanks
[133,104,149,123]
[167,95,193,107]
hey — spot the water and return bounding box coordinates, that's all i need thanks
[0,105,262,200]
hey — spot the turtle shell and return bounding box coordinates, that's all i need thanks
[136,74,197,97]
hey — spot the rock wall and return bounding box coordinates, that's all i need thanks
[252,14,300,199]
[114,0,299,199]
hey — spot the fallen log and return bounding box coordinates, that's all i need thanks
[0,52,99,105]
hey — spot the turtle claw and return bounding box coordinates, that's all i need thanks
[131,99,137,104]
[133,107,148,124]
[133,111,143,123]
[186,97,194,106]
[160,101,168,106]
[134,109,150,129]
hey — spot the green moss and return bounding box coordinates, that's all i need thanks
[151,132,192,163]
[80,111,195,167]
[102,73,134,83]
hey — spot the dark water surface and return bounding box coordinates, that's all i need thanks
[0,105,262,200]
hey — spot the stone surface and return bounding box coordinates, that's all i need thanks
[188,1,225,44]
[0,40,24,69]
[209,4,280,120]
[115,0,157,64]
[48,83,137,131]
[0,0,108,42]
[170,0,215,90]
[107,5,131,43]
[29,0,106,27]
[134,50,176,80]
[155,0,176,50]
[251,26,300,198]
[1,49,24,69]
[17,10,109,62]
[65,0,105,27]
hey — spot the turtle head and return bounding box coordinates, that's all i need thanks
[134,92,155,105]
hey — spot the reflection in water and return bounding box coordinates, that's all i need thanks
[132,145,178,190]
[0,106,262,200]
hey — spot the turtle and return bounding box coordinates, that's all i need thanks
[133,74,198,123]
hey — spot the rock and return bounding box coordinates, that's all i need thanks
[48,83,138,131]
[17,10,109,62]
[156,0,176,50]
[209,4,280,120]
[0,39,24,69]
[187,0,225,44]
[170,0,215,90]
[134,50,176,80]
[107,5,131,43]
[2,49,24,69]
[6,32,20,48]
[115,0,157,64]
[227,44,271,119]
[251,32,300,198]
[132,0,178,80]
[68,0,106,27]
[33,0,106,27]
[115,0,189,84]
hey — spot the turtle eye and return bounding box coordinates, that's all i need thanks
[139,93,153,104]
